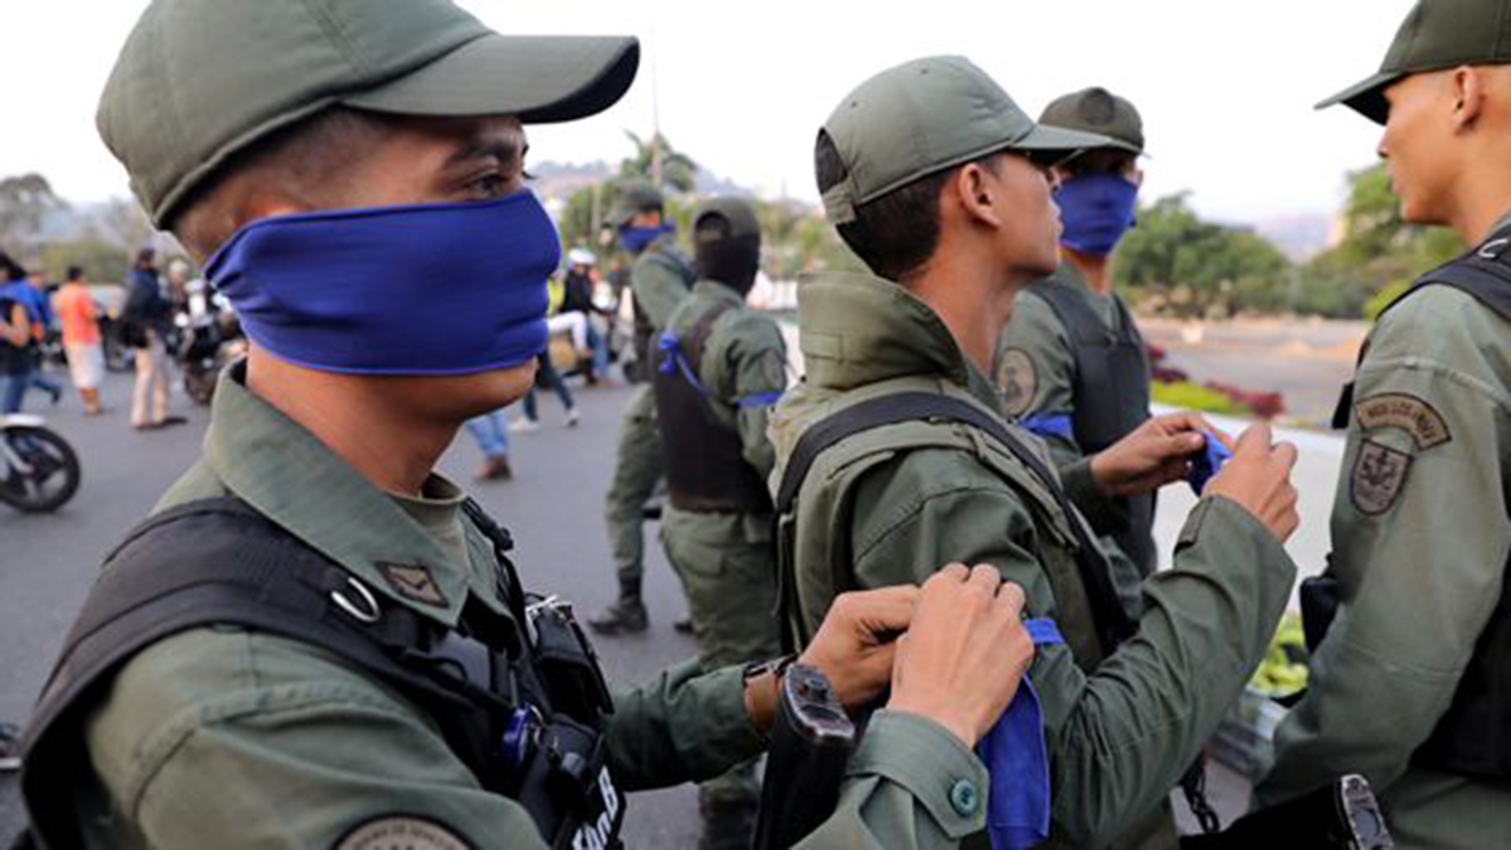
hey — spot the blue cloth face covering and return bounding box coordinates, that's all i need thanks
[1055,172,1140,256]
[206,192,560,375]
[617,223,675,255]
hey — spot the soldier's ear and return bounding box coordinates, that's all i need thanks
[1449,65,1485,132]
[952,162,1005,230]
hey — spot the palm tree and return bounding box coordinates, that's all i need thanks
[619,131,698,194]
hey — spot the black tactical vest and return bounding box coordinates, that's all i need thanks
[631,246,695,376]
[1317,224,1511,779]
[18,498,624,850]
[653,299,774,515]
[1033,280,1157,575]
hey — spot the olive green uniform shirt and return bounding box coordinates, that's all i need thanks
[74,363,991,849]
[1257,233,1511,848]
[633,234,692,334]
[771,272,1298,848]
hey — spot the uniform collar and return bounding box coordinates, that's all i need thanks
[797,271,1000,410]
[690,279,744,305]
[201,361,470,625]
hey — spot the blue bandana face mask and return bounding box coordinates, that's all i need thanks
[1055,172,1140,256]
[206,192,560,375]
[618,223,675,255]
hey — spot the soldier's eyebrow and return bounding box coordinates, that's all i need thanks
[445,135,524,170]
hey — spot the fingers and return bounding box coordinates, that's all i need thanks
[995,580,1027,618]
[965,562,1002,596]
[835,585,920,635]
[1234,423,1274,456]
[1158,411,1212,434]
[1273,440,1299,472]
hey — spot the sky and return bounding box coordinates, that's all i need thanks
[0,0,1414,226]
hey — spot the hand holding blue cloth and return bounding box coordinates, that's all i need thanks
[977,618,1064,850]
[1187,430,1234,495]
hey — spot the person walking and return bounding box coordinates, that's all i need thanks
[0,255,32,413]
[463,408,514,482]
[55,266,106,415]
[124,248,185,430]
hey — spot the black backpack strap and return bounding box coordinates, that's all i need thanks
[19,498,491,850]
[774,392,1135,654]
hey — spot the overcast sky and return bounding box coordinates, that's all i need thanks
[2,0,1412,225]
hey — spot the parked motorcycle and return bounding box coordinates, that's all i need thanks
[0,414,81,513]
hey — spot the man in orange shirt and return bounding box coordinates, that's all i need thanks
[54,266,104,415]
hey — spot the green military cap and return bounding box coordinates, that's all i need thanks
[1039,87,1144,155]
[819,56,1114,226]
[1318,0,1511,124]
[608,179,666,228]
[99,0,639,228]
[691,196,761,242]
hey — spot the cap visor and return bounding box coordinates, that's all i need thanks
[344,35,639,124]
[1315,71,1399,125]
[1011,123,1119,159]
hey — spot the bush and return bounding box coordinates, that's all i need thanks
[1151,381,1252,416]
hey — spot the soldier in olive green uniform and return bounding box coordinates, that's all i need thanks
[772,56,1303,848]
[653,196,787,847]
[1257,3,1511,847]
[996,88,1159,595]
[15,3,1049,849]
[591,180,695,635]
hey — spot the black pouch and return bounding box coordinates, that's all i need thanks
[515,716,625,850]
[1301,574,1342,654]
[530,597,614,723]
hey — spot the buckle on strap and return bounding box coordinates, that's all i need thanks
[330,576,381,624]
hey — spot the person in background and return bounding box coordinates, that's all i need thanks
[561,247,614,384]
[21,269,64,405]
[0,254,32,413]
[464,407,513,482]
[55,266,106,415]
[124,247,185,430]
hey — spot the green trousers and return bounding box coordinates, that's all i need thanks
[604,386,664,583]
[661,505,783,805]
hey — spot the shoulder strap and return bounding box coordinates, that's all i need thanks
[1379,223,1511,324]
[775,392,1134,653]
[1033,280,1108,346]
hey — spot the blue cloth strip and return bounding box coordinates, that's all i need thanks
[657,331,708,396]
[1187,430,1234,495]
[1023,618,1065,646]
[978,617,1064,850]
[1019,413,1074,441]
[736,391,783,408]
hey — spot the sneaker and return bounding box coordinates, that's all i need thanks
[0,722,22,771]
[508,418,541,433]
[565,407,580,428]
[474,455,513,482]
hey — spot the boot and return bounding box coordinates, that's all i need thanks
[588,577,648,635]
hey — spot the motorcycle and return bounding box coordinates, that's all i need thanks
[0,414,81,513]
[173,279,242,406]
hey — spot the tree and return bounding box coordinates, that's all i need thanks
[618,131,698,193]
[0,173,67,250]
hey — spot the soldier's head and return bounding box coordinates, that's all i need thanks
[691,196,762,296]
[1039,87,1145,257]
[100,0,637,419]
[1320,0,1511,229]
[814,56,1109,288]
[608,180,668,255]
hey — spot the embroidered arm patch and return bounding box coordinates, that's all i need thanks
[336,816,473,850]
[1354,393,1451,449]
[997,348,1038,417]
[1351,439,1413,516]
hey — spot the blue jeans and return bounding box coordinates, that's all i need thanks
[2,365,32,413]
[464,410,511,459]
[522,352,575,422]
[586,321,610,377]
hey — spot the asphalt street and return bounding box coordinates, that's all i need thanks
[0,361,1341,843]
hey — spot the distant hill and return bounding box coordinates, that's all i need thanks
[530,160,755,203]
[1250,213,1334,261]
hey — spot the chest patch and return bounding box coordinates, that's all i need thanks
[997,348,1038,417]
[1351,439,1413,516]
[377,563,449,607]
[1354,393,1451,449]
[335,816,472,850]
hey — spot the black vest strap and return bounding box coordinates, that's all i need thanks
[1032,282,1157,574]
[774,392,1134,655]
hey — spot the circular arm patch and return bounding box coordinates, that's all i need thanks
[336,816,474,850]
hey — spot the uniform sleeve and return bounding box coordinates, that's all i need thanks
[708,314,789,480]
[843,452,1296,844]
[794,711,989,848]
[997,290,1082,465]
[604,661,767,791]
[1258,290,1511,806]
[84,630,550,849]
[631,251,688,333]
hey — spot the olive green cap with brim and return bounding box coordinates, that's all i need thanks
[607,179,666,228]
[1317,0,1511,124]
[691,196,761,242]
[1039,87,1145,155]
[99,0,639,228]
[818,55,1114,226]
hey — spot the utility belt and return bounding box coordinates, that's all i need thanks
[17,497,623,850]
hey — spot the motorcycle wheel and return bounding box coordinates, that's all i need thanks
[0,426,82,513]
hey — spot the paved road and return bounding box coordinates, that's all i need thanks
[0,364,1344,842]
